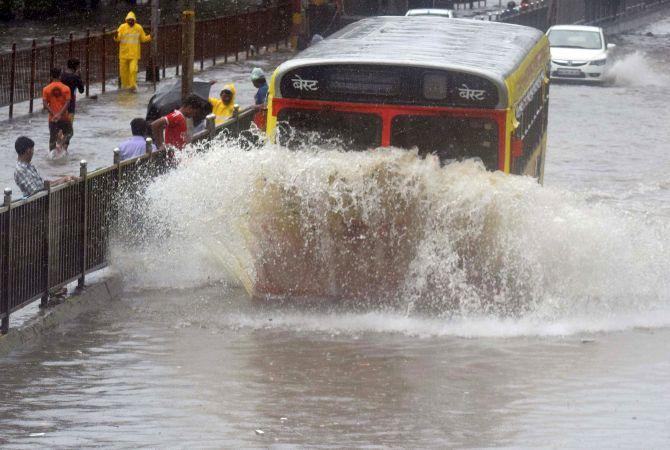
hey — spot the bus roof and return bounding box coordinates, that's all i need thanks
[276,17,545,86]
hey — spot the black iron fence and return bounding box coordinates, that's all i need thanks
[0,1,293,119]
[0,109,255,334]
[491,0,670,31]
[495,1,550,30]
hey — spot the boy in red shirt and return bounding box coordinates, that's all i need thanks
[42,67,73,151]
[150,94,203,150]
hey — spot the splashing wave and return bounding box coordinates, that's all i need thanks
[111,138,670,333]
[606,51,670,87]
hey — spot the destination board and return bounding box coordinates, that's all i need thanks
[279,64,500,108]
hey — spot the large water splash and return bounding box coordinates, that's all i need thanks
[606,51,670,87]
[112,137,670,330]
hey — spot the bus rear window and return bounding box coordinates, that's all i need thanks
[276,109,382,151]
[390,115,499,170]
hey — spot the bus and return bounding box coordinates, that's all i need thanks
[266,16,551,181]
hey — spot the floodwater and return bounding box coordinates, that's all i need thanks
[2,12,670,449]
[0,49,290,194]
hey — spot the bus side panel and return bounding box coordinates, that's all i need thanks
[266,69,281,141]
[505,36,551,181]
[504,109,513,174]
[522,133,548,181]
[505,36,551,108]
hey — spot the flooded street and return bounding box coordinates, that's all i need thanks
[2,12,670,449]
[2,288,670,448]
[0,49,291,193]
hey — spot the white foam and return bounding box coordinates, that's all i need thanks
[112,138,670,336]
[606,51,670,87]
[216,309,670,338]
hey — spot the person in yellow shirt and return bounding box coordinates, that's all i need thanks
[114,12,151,91]
[208,84,236,126]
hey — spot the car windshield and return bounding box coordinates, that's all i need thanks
[547,30,603,50]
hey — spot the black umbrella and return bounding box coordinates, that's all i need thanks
[145,79,213,123]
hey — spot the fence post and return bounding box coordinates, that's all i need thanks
[151,0,160,90]
[181,9,195,102]
[275,4,280,52]
[50,37,55,71]
[41,181,52,308]
[85,29,91,98]
[245,8,251,59]
[291,0,301,49]
[145,138,153,156]
[102,28,107,93]
[176,24,181,77]
[284,2,290,48]
[200,21,205,71]
[113,148,122,189]
[206,113,216,139]
[78,160,88,290]
[161,30,167,79]
[30,40,36,114]
[256,8,262,55]
[235,16,240,62]
[212,19,217,66]
[9,43,16,120]
[224,20,229,63]
[233,104,240,136]
[1,189,12,335]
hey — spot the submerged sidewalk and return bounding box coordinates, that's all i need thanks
[0,48,294,193]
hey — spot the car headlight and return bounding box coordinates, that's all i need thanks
[590,59,607,66]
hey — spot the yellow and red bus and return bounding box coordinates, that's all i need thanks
[266,16,550,181]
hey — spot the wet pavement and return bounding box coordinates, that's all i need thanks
[1,287,669,448]
[0,48,293,196]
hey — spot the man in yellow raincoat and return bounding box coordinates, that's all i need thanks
[208,84,236,126]
[115,12,151,91]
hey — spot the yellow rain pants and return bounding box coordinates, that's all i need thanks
[115,12,151,90]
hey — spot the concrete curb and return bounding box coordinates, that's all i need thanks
[0,272,123,357]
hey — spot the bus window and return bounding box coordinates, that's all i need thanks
[390,116,499,170]
[276,109,382,151]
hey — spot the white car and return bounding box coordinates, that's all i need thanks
[546,25,615,82]
[405,8,455,18]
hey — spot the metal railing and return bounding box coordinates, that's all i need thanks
[484,1,550,30]
[4,0,670,336]
[488,0,670,31]
[0,102,253,334]
[581,0,670,27]
[0,1,293,119]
